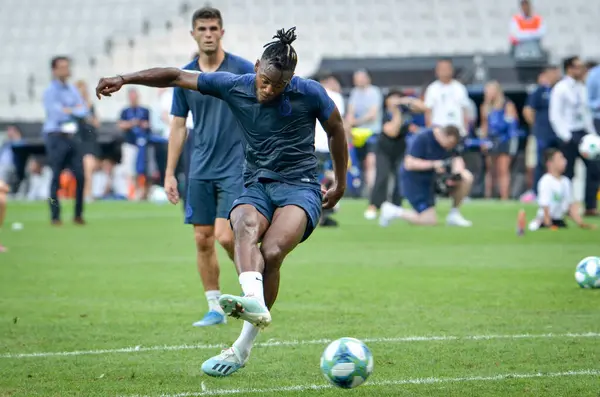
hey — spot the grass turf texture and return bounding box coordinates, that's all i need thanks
[0,199,599,396]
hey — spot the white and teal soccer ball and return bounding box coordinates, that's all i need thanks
[578,134,600,160]
[575,256,600,288]
[320,337,374,389]
[149,185,169,204]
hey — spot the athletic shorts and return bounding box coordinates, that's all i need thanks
[184,174,243,225]
[401,174,435,213]
[229,179,322,242]
[490,136,519,156]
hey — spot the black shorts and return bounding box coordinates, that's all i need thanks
[490,136,519,156]
[79,128,100,157]
[539,219,567,228]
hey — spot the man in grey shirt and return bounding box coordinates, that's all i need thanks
[345,69,383,219]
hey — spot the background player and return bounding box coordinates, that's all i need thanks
[95,27,348,377]
[0,180,7,252]
[529,148,595,230]
[379,125,473,227]
[166,7,254,327]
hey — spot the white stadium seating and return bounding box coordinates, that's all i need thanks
[0,0,598,120]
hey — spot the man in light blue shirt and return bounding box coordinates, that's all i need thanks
[587,62,600,133]
[43,56,88,225]
[346,69,383,219]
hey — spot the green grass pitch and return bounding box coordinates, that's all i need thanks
[1,199,599,396]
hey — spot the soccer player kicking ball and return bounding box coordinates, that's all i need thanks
[528,148,595,231]
[96,27,348,377]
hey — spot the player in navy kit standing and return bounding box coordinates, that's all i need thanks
[167,7,254,328]
[96,27,348,376]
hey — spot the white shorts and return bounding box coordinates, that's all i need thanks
[525,135,537,169]
[121,143,139,176]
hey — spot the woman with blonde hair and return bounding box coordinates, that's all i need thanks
[75,80,100,201]
[480,81,520,200]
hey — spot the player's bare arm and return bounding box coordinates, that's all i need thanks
[164,116,188,204]
[321,106,348,209]
[95,68,200,99]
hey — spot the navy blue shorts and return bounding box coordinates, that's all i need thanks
[401,175,435,213]
[184,175,243,225]
[229,179,322,242]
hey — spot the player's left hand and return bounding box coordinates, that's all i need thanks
[322,184,345,210]
[95,76,125,99]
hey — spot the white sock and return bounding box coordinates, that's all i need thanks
[239,272,266,307]
[449,207,459,216]
[233,321,260,360]
[205,290,223,313]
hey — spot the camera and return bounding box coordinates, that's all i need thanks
[435,157,462,195]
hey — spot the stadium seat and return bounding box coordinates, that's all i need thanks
[1,0,598,120]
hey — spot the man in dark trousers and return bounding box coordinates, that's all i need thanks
[42,56,89,225]
[550,56,599,216]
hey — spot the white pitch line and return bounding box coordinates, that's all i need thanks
[1,332,599,360]
[121,369,600,397]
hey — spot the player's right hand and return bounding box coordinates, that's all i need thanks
[322,183,345,210]
[164,175,179,205]
[95,76,125,99]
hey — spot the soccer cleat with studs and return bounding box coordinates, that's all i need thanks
[218,294,272,329]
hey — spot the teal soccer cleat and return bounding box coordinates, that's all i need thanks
[219,294,272,329]
[201,346,246,377]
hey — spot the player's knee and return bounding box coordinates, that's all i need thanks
[260,241,285,268]
[194,227,216,253]
[215,228,234,252]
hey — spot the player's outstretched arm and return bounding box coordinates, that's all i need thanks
[95,68,199,99]
[321,107,348,209]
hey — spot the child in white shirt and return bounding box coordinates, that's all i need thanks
[529,148,594,231]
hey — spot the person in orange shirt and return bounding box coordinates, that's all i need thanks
[509,0,545,47]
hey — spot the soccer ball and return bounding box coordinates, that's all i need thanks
[578,134,600,160]
[320,337,374,389]
[574,256,600,288]
[149,185,169,204]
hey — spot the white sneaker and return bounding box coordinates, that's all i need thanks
[446,211,472,227]
[364,208,377,220]
[379,202,401,227]
[528,219,541,231]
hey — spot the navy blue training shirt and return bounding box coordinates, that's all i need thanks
[120,106,151,145]
[195,72,336,186]
[401,128,451,183]
[171,53,254,180]
[526,85,556,141]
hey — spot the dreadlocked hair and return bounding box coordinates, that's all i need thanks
[261,27,298,72]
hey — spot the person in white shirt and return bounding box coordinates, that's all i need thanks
[152,88,194,188]
[529,148,594,231]
[549,56,600,216]
[315,73,346,227]
[424,59,470,137]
